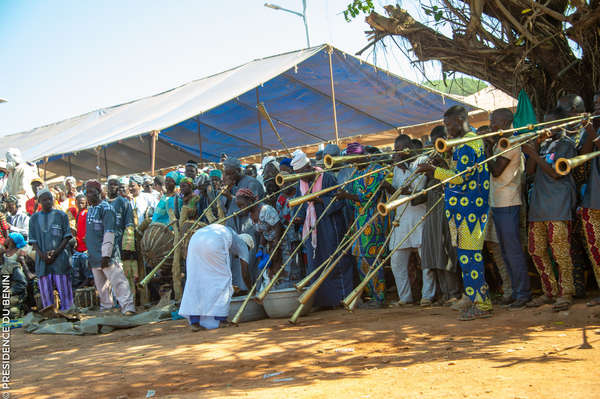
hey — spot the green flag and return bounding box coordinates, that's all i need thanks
[513,89,537,130]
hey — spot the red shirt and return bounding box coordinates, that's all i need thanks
[26,198,42,216]
[74,209,88,252]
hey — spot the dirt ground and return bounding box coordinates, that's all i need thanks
[11,301,600,399]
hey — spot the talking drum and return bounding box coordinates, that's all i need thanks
[180,220,206,261]
[141,223,175,284]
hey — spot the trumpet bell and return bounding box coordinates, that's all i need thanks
[555,158,572,176]
[554,151,600,176]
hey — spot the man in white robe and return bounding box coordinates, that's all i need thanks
[179,224,254,331]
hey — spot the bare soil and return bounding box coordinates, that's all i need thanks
[11,302,600,399]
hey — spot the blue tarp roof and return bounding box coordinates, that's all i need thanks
[1,44,473,179]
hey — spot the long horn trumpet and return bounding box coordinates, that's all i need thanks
[435,113,592,153]
[380,134,541,215]
[342,197,443,308]
[376,171,420,217]
[497,131,541,150]
[231,178,320,323]
[324,154,371,169]
[276,157,384,186]
[254,194,340,303]
[324,148,430,169]
[289,151,431,208]
[294,179,386,293]
[276,171,319,187]
[288,165,391,208]
[555,150,600,176]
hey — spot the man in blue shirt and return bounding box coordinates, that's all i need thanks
[107,176,137,303]
[85,180,135,315]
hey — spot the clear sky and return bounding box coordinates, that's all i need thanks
[0,0,440,136]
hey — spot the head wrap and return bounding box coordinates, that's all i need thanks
[8,233,26,249]
[31,177,43,185]
[324,143,341,156]
[185,160,198,168]
[129,175,143,185]
[6,148,22,164]
[236,188,257,203]
[142,175,154,184]
[209,169,222,179]
[291,150,310,171]
[279,158,292,168]
[259,205,280,227]
[346,142,364,155]
[224,157,241,169]
[64,176,76,185]
[165,171,182,185]
[8,232,26,249]
[5,195,17,204]
[85,180,102,193]
[261,156,280,172]
[238,233,255,250]
[180,176,194,187]
[37,188,53,200]
[107,175,120,183]
[194,173,208,186]
[119,176,129,185]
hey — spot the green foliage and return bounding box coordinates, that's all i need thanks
[343,0,375,22]
[422,78,488,96]
[422,5,444,22]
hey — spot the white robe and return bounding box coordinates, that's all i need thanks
[179,224,249,318]
[389,159,427,250]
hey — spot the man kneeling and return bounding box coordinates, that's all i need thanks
[179,224,254,331]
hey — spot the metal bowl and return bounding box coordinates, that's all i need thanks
[228,295,267,323]
[262,288,314,318]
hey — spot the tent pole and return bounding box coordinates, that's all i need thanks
[256,87,264,160]
[327,46,340,145]
[68,155,73,177]
[96,148,101,180]
[196,118,203,164]
[43,156,48,182]
[151,130,158,176]
[103,147,109,179]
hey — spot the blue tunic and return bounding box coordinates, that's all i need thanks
[28,209,72,277]
[85,201,116,268]
[108,196,134,257]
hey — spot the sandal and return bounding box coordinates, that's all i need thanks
[459,305,492,321]
[586,297,600,307]
[526,295,553,308]
[552,297,572,312]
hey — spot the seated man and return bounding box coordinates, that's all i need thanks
[1,233,29,318]
[179,224,254,331]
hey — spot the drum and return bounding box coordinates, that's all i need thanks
[141,223,175,283]
[179,220,206,260]
[73,287,100,309]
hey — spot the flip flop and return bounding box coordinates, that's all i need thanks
[586,297,600,307]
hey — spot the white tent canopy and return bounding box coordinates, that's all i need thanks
[1,44,473,180]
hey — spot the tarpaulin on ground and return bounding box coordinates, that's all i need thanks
[23,304,176,335]
[0,44,474,179]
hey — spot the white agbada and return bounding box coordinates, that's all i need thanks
[130,192,157,223]
[389,158,427,250]
[179,224,249,319]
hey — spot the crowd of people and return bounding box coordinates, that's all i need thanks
[1,92,599,332]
